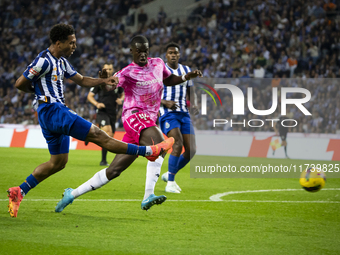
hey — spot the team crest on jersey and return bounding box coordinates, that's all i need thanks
[101,120,106,126]
[69,110,77,115]
[165,122,170,129]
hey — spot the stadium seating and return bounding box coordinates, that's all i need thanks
[0,0,339,134]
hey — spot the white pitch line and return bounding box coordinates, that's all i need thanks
[222,200,340,203]
[209,188,340,201]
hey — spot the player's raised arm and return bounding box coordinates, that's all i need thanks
[87,90,106,109]
[163,70,203,87]
[69,73,118,88]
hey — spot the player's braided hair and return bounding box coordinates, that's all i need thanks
[49,24,75,44]
[130,35,148,47]
[165,42,180,52]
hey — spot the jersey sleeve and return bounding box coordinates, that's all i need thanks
[90,86,100,94]
[23,57,50,82]
[114,70,126,88]
[63,59,77,79]
[162,59,172,79]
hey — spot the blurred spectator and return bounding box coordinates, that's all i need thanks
[254,64,265,78]
[157,6,167,23]
[138,8,148,29]
[287,55,298,77]
[126,4,137,26]
[323,0,337,12]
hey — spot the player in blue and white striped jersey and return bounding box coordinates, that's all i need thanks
[7,24,170,218]
[159,62,193,116]
[159,42,199,193]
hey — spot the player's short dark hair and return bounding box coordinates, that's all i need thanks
[165,42,180,52]
[49,24,75,44]
[130,35,149,47]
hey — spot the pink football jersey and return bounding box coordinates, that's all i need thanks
[115,57,172,123]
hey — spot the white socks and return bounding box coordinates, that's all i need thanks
[145,146,153,156]
[70,156,164,201]
[71,168,110,198]
[143,156,164,200]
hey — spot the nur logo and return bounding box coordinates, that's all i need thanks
[199,83,311,116]
[198,83,312,129]
[197,82,223,115]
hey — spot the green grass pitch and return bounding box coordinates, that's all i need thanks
[0,147,339,255]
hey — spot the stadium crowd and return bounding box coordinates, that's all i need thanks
[0,0,339,134]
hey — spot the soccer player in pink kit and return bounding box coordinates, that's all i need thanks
[56,35,202,212]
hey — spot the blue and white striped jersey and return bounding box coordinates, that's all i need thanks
[159,63,193,116]
[23,48,77,105]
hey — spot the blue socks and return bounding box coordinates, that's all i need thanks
[168,154,190,181]
[19,174,39,195]
[168,155,180,181]
[127,144,146,156]
[177,154,190,170]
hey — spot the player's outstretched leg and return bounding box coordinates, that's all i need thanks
[55,188,75,212]
[141,194,167,211]
[7,187,23,218]
[146,137,174,161]
[86,125,174,161]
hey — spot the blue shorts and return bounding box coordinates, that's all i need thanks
[37,103,92,155]
[159,112,195,136]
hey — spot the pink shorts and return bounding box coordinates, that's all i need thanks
[122,112,157,145]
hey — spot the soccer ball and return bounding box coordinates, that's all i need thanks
[299,167,326,192]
